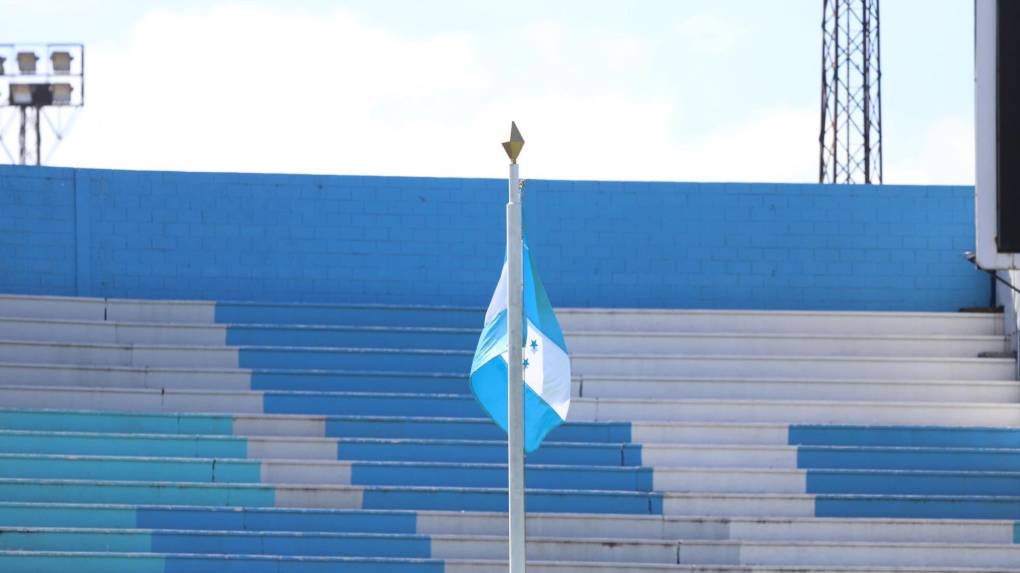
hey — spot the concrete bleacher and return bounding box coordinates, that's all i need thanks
[0,294,1018,571]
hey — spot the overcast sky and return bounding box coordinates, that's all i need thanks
[0,0,975,184]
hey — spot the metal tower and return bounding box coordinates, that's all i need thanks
[818,0,882,184]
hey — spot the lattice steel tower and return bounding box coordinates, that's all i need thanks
[818,0,882,184]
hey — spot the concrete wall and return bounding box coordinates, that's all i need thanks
[0,165,988,310]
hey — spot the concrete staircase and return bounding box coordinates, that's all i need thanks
[0,294,1018,572]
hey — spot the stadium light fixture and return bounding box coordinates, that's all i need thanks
[10,84,32,105]
[50,83,72,105]
[16,52,38,74]
[0,43,85,165]
[50,51,72,74]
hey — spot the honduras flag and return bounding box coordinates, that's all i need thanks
[470,241,571,452]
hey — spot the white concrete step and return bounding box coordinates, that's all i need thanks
[567,332,1007,358]
[573,353,1016,381]
[0,317,1005,360]
[416,511,1016,545]
[5,362,1013,405]
[0,340,239,369]
[0,295,216,323]
[558,308,1003,337]
[6,385,1020,427]
[0,317,227,346]
[579,376,1020,403]
[574,396,1020,426]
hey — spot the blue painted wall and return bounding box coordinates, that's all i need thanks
[0,165,987,310]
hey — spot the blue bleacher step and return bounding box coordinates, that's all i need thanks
[791,425,1020,449]
[0,502,421,534]
[0,408,633,443]
[0,453,653,491]
[805,468,1020,496]
[0,527,433,558]
[797,445,1020,471]
[227,324,481,351]
[216,301,485,329]
[0,478,664,514]
[0,430,641,466]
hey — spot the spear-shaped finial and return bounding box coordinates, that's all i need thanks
[501,121,525,164]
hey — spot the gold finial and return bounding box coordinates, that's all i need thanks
[501,121,525,164]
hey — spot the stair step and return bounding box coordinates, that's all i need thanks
[0,317,1006,358]
[1,502,1014,544]
[8,385,1020,427]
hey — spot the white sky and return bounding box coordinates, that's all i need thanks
[0,0,976,184]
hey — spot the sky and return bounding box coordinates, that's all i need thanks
[0,0,976,184]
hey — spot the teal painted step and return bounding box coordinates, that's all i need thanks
[0,551,445,573]
[0,479,276,508]
[0,479,663,514]
[0,431,247,458]
[0,454,260,484]
[0,503,420,534]
[0,527,433,559]
[0,409,233,436]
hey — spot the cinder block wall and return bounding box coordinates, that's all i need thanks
[0,165,987,311]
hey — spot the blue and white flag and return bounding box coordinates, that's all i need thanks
[470,241,571,452]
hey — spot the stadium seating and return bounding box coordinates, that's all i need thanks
[0,293,1018,571]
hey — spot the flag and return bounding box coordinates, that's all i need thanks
[470,241,571,452]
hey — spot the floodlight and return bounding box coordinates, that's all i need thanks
[50,51,72,74]
[16,51,38,74]
[50,83,72,105]
[10,84,33,105]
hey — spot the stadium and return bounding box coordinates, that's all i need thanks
[0,1,1019,572]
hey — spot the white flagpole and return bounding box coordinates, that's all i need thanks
[503,123,526,573]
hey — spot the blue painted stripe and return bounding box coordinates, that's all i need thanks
[150,531,431,558]
[265,393,481,418]
[798,446,1020,472]
[815,494,1020,520]
[361,487,662,514]
[350,462,653,491]
[806,469,1020,496]
[0,503,138,529]
[239,347,471,373]
[250,370,468,395]
[790,425,1020,449]
[227,325,480,351]
[325,417,632,444]
[216,301,484,329]
[336,439,640,466]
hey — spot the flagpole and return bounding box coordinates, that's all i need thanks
[503,122,526,573]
